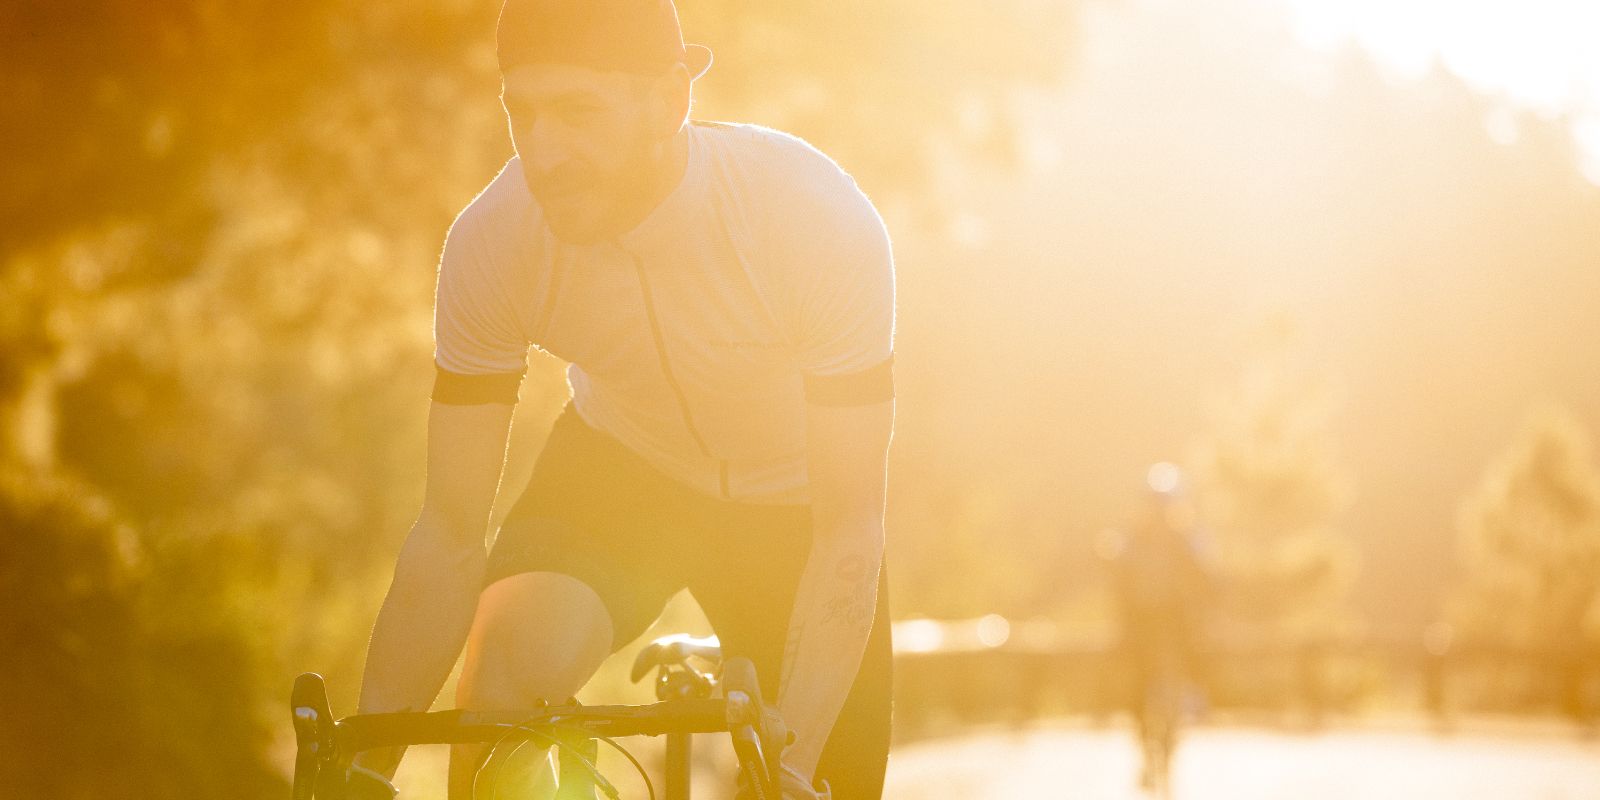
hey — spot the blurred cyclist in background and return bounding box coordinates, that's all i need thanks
[1101,462,1216,793]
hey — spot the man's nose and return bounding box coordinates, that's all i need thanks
[520,120,570,175]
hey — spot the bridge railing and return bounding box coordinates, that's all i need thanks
[888,616,1600,739]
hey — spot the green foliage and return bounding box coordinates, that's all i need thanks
[2,4,513,795]
[683,0,1077,189]
[1190,320,1358,643]
[1454,406,1600,648]
[0,469,283,798]
[886,459,1104,626]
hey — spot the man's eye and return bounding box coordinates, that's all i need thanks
[559,103,600,120]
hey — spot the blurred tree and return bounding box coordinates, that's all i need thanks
[1452,405,1600,712]
[0,0,499,446]
[0,469,283,798]
[1190,319,1358,646]
[683,0,1079,192]
[889,470,1078,620]
[1,5,514,796]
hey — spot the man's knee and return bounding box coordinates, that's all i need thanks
[458,572,615,708]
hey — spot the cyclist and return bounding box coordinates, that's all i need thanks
[1106,463,1214,792]
[347,0,896,798]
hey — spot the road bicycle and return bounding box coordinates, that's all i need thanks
[1134,640,1185,799]
[291,635,788,799]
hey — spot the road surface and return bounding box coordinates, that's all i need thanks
[384,717,1600,798]
[884,720,1600,799]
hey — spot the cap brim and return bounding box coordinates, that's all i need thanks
[685,44,713,80]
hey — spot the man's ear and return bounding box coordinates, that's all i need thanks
[656,62,693,134]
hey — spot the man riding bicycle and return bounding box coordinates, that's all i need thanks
[348,0,897,798]
[1108,463,1214,792]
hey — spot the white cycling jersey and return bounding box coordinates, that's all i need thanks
[432,120,895,504]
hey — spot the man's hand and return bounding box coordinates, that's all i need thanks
[735,762,831,800]
[344,763,399,800]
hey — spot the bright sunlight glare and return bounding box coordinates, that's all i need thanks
[1282,0,1600,185]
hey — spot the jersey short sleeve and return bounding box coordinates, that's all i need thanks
[778,158,897,406]
[432,201,531,405]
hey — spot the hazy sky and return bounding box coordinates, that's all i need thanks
[1280,0,1600,184]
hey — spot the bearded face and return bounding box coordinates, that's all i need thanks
[501,64,675,244]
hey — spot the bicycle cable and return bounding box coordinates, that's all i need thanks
[474,718,613,800]
[471,716,651,800]
[474,721,565,800]
[543,721,655,800]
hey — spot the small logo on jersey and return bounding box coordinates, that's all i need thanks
[708,339,784,351]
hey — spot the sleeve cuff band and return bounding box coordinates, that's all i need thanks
[431,366,524,405]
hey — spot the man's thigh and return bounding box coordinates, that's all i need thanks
[485,405,699,651]
[483,515,679,653]
[460,571,618,707]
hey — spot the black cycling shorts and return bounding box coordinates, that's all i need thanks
[485,403,893,798]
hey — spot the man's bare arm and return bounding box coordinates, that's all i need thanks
[775,399,893,787]
[352,400,514,776]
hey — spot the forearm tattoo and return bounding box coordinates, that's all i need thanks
[779,549,879,692]
[779,617,807,691]
[820,552,876,628]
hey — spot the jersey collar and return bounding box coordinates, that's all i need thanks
[614,123,706,258]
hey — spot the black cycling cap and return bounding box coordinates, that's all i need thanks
[496,0,713,79]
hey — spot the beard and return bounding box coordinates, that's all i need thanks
[525,135,658,245]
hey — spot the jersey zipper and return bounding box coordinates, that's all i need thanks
[630,253,731,499]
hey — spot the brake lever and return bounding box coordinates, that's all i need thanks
[764,718,793,795]
[291,673,336,800]
[725,688,772,794]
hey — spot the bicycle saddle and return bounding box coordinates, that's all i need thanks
[630,633,723,683]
